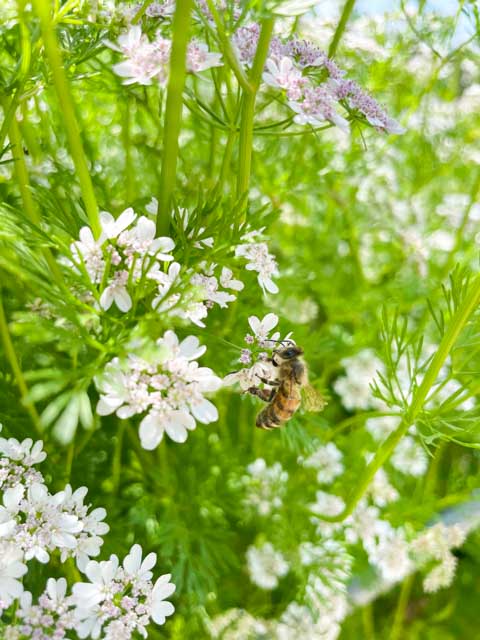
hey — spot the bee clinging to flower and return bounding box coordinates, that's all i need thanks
[248,341,325,430]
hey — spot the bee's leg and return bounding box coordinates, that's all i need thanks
[247,387,276,402]
[256,376,280,386]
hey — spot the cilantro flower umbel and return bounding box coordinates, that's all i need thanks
[95,331,222,450]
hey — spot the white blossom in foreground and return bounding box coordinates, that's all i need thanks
[0,543,27,611]
[246,543,289,590]
[241,458,288,516]
[67,207,175,313]
[0,481,108,569]
[6,578,76,639]
[96,331,222,449]
[72,544,175,639]
[333,349,385,411]
[0,435,45,490]
[300,442,344,485]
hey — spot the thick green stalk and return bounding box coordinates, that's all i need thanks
[32,0,100,238]
[156,0,194,234]
[236,17,274,203]
[328,0,356,57]
[321,275,480,522]
[0,295,42,434]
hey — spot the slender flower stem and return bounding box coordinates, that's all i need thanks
[320,275,480,522]
[389,574,414,640]
[236,17,274,204]
[32,0,100,238]
[156,0,194,235]
[122,99,135,202]
[8,114,64,285]
[328,0,357,58]
[0,295,43,435]
[132,0,152,24]
[205,0,252,93]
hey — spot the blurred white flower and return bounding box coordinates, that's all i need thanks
[391,436,428,477]
[242,458,288,516]
[246,543,289,590]
[333,349,385,411]
[187,40,222,72]
[301,442,344,484]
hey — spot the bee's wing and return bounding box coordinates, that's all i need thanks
[301,384,327,412]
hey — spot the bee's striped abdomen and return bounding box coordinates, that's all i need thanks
[256,380,301,430]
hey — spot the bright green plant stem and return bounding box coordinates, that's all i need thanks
[0,295,42,434]
[236,17,274,205]
[389,574,414,640]
[205,0,252,93]
[32,0,100,238]
[322,275,480,523]
[8,115,64,284]
[156,0,194,235]
[328,0,356,58]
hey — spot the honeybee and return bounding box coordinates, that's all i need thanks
[247,343,325,430]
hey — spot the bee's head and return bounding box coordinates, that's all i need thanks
[273,343,303,362]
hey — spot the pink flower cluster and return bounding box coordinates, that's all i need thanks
[234,26,404,134]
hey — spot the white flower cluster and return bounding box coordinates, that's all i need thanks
[333,348,385,411]
[300,442,344,485]
[246,542,289,590]
[234,228,279,295]
[241,458,289,516]
[72,544,175,638]
[3,546,176,640]
[0,436,108,582]
[410,522,467,593]
[108,25,222,86]
[277,597,347,640]
[68,207,175,313]
[96,330,221,449]
[223,313,290,389]
[0,428,176,638]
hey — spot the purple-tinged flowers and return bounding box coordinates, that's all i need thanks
[108,26,222,86]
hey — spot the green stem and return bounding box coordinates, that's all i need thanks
[236,17,274,205]
[321,275,480,522]
[112,419,126,494]
[32,0,100,238]
[0,295,42,434]
[8,115,64,284]
[204,0,252,93]
[328,0,356,58]
[361,603,376,640]
[122,99,134,202]
[389,574,414,640]
[132,0,152,23]
[156,0,194,234]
